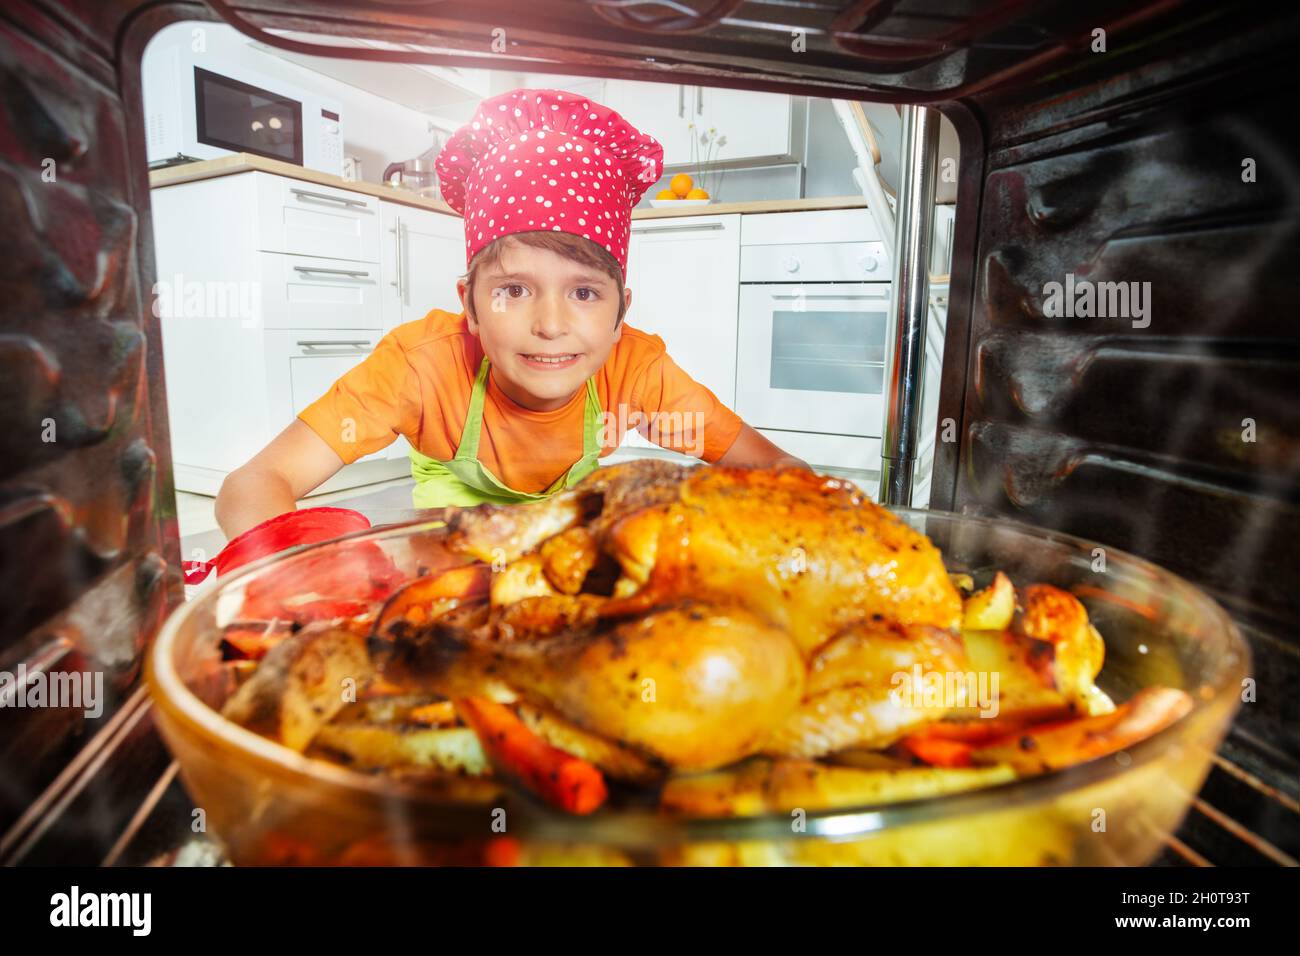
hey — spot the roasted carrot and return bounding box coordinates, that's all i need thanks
[373,564,491,633]
[221,625,290,660]
[898,734,974,768]
[455,697,607,815]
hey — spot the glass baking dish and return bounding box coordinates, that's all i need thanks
[146,508,1249,866]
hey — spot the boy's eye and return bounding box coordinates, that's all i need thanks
[497,284,526,298]
[573,287,599,301]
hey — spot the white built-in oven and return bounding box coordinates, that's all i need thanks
[736,224,892,439]
[737,282,890,437]
[142,34,344,174]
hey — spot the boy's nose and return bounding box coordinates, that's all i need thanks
[530,298,569,339]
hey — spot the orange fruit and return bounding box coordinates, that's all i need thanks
[670,173,694,197]
[686,187,710,200]
[655,188,677,200]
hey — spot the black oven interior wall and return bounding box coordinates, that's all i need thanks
[934,12,1300,790]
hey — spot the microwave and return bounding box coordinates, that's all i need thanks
[142,39,343,174]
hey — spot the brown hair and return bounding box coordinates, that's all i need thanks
[464,230,627,326]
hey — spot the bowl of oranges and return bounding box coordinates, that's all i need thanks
[650,172,712,208]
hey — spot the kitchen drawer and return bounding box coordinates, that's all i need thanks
[741,240,889,282]
[264,329,391,463]
[256,252,383,330]
[255,172,381,262]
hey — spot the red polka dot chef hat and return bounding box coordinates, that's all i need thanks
[435,88,665,279]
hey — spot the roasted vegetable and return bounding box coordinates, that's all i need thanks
[970,686,1193,773]
[455,696,608,814]
[222,624,373,751]
[961,571,1016,631]
[314,724,490,774]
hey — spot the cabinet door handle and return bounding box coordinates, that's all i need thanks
[296,339,372,349]
[678,84,685,118]
[631,222,724,235]
[696,86,703,115]
[289,187,368,208]
[292,266,371,278]
[390,223,405,300]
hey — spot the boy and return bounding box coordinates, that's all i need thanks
[215,88,805,539]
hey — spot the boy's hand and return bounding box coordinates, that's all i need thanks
[716,424,811,471]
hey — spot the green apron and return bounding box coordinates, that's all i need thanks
[409,355,604,509]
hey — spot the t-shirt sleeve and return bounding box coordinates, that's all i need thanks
[297,330,420,464]
[634,346,745,462]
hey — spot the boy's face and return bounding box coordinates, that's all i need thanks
[458,238,632,412]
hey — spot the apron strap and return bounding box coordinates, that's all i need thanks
[452,354,493,461]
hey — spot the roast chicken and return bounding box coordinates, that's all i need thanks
[369,460,1106,772]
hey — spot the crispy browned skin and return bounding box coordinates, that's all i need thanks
[400,600,805,771]
[601,466,962,656]
[761,621,969,757]
[402,462,971,767]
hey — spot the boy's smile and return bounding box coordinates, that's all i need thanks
[459,238,631,413]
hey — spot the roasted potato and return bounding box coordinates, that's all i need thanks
[314,724,490,775]
[962,571,1016,631]
[222,624,374,751]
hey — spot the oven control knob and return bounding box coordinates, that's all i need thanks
[859,254,878,273]
[782,256,800,274]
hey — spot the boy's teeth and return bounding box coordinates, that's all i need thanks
[527,354,575,364]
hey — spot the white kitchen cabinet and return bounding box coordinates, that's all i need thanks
[377,200,465,460]
[601,79,697,167]
[264,330,389,464]
[255,252,384,330]
[254,173,381,262]
[151,170,412,495]
[602,80,793,167]
[379,201,464,332]
[689,86,794,162]
[622,214,741,454]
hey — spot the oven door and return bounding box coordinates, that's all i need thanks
[736,282,890,437]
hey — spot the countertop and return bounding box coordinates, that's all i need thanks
[148,152,869,219]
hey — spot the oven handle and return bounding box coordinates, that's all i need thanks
[767,290,891,300]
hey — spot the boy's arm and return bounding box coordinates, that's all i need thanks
[214,420,346,538]
[716,422,811,471]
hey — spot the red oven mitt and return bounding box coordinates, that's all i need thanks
[182,507,405,622]
[182,507,372,583]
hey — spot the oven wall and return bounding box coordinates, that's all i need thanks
[0,0,186,862]
[933,13,1300,779]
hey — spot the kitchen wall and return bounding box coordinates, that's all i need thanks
[143,22,441,184]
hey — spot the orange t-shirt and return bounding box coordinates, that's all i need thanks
[297,308,745,493]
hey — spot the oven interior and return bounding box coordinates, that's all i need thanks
[0,0,1295,865]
